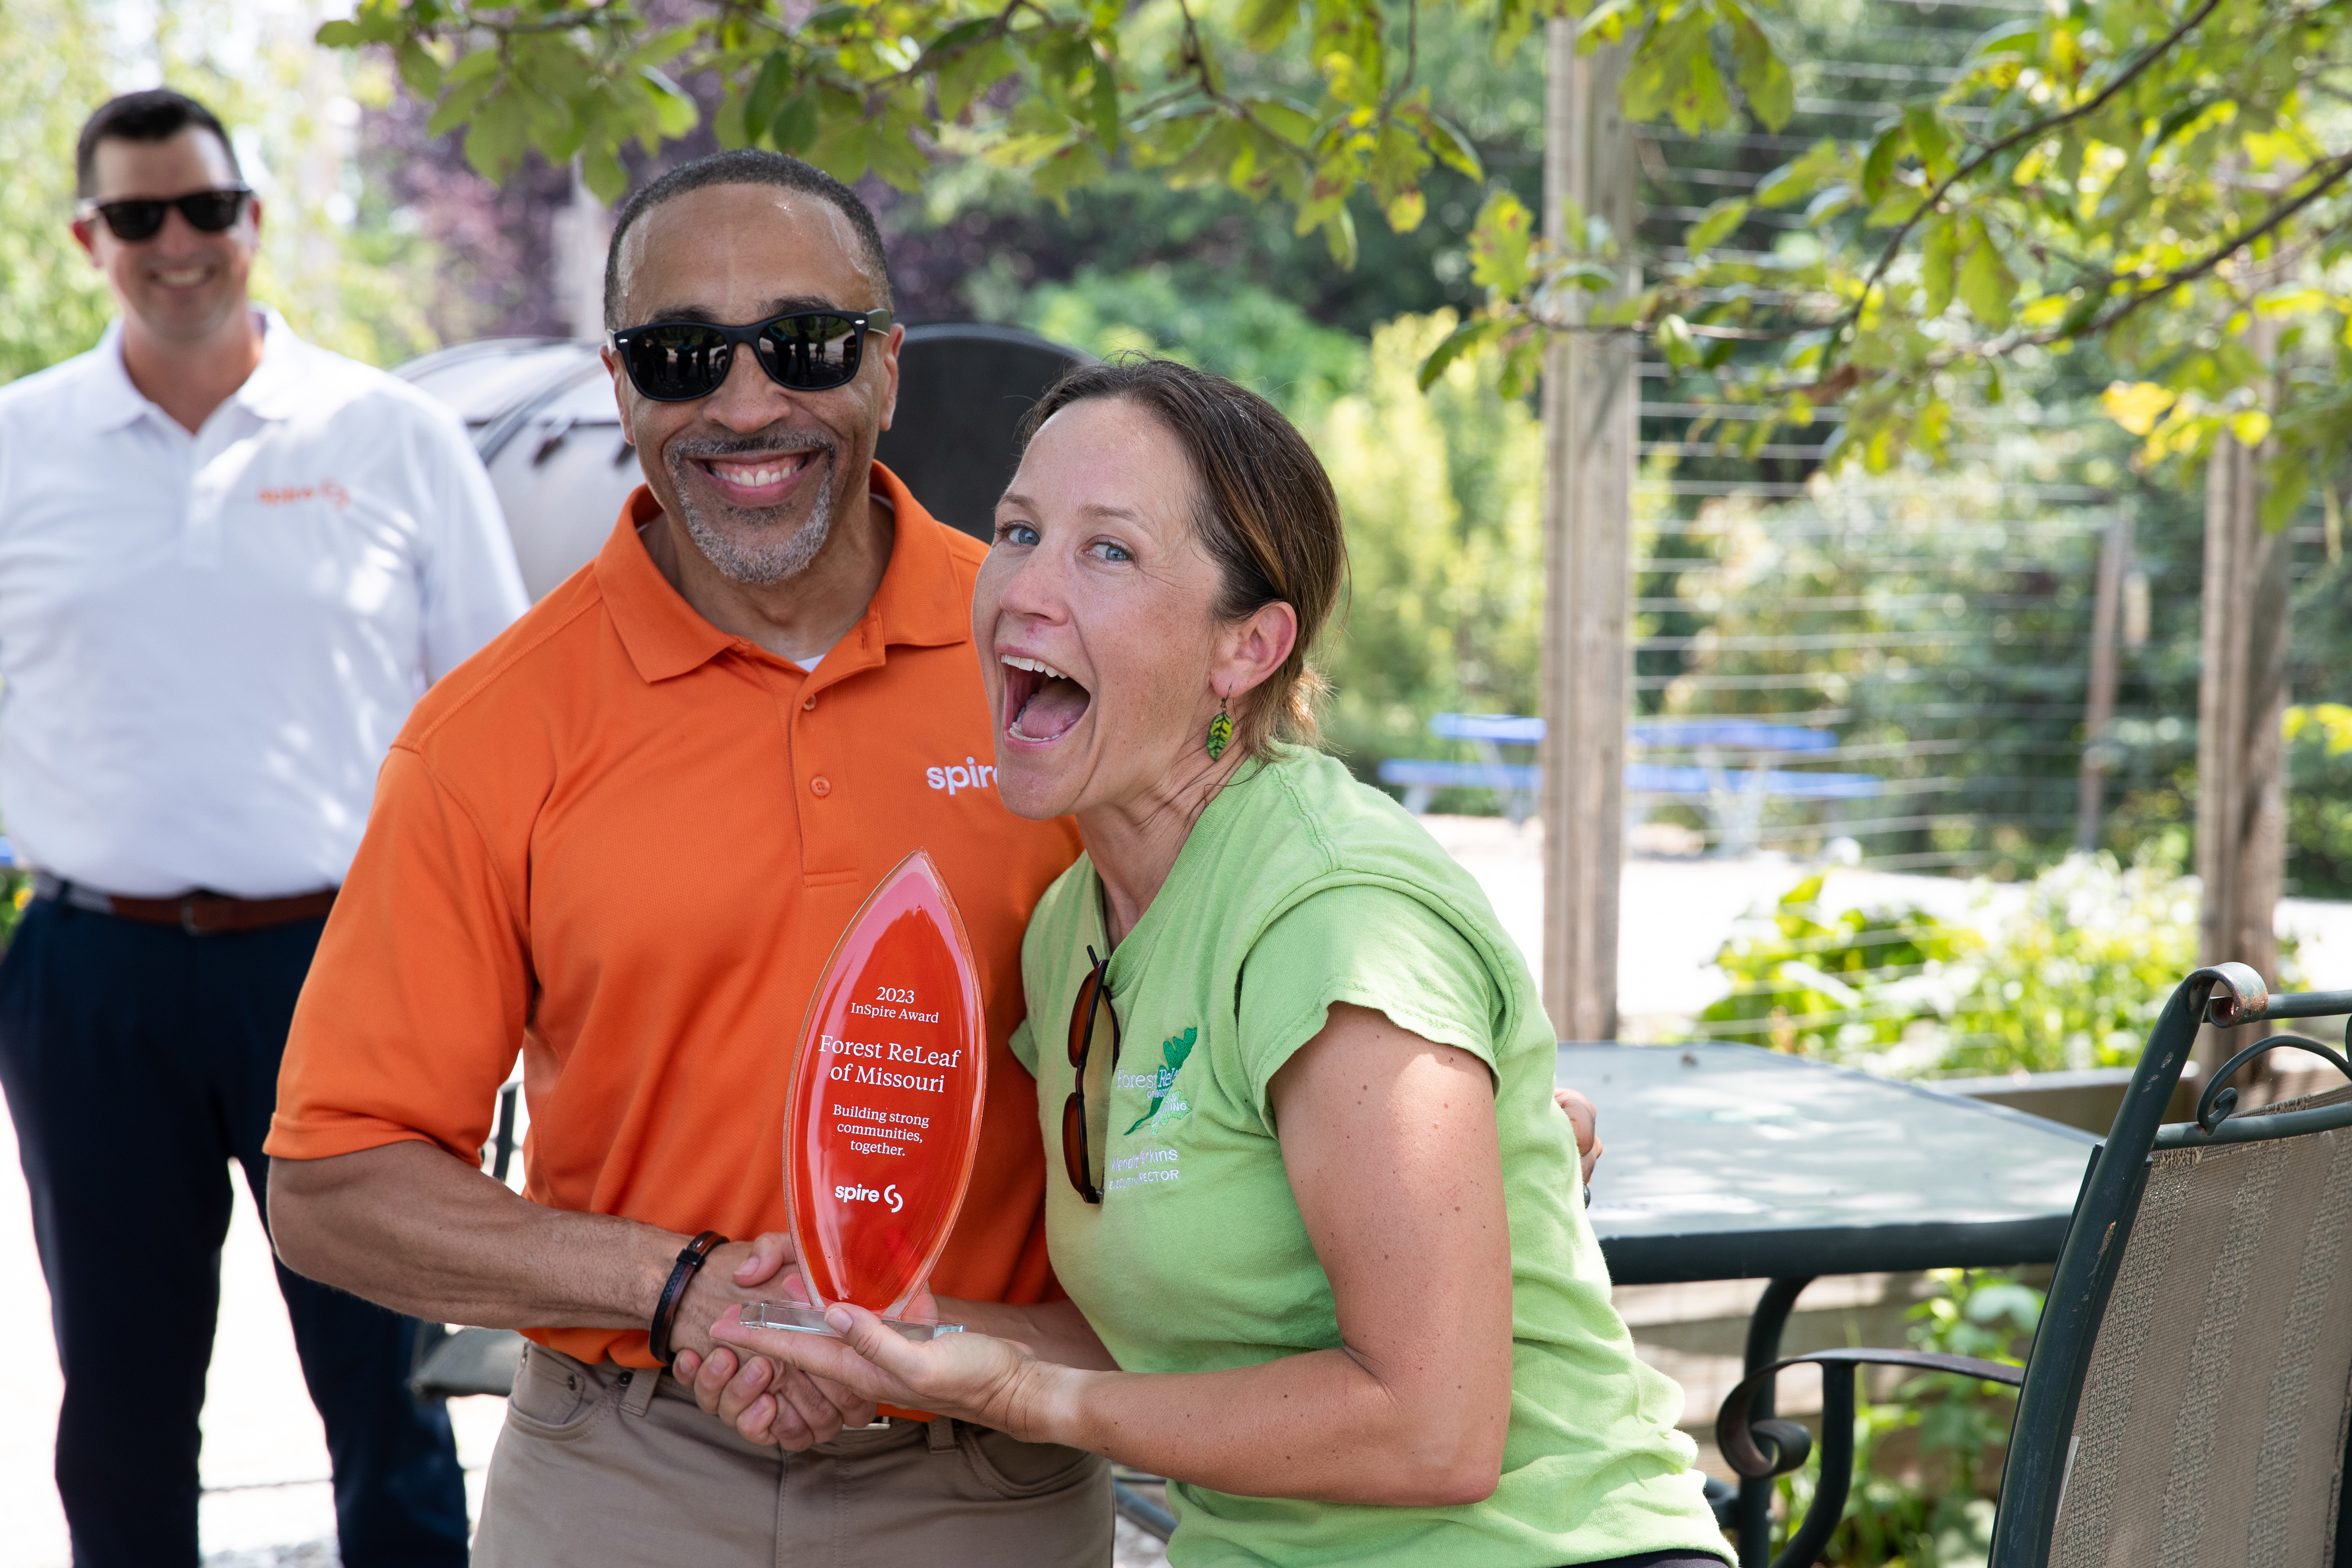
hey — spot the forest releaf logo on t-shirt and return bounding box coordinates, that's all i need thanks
[1120,1026,1197,1134]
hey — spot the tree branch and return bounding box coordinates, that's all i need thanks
[1840,0,2231,342]
[2076,147,2352,339]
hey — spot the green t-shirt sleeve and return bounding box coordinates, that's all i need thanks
[1234,882,1504,1120]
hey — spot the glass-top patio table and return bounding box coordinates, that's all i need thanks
[1558,1041,2101,1566]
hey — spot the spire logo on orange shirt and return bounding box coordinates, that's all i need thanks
[925,758,998,795]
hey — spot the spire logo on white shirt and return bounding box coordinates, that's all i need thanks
[926,758,997,795]
[256,478,350,509]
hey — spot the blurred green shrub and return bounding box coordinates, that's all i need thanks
[1697,874,1978,1058]
[0,871,30,952]
[1937,843,2207,1075]
[1014,265,1367,426]
[0,0,114,384]
[1693,843,2228,1076]
[2285,704,2352,900]
[1775,1269,2042,1568]
[1311,311,1544,777]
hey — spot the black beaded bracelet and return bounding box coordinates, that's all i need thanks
[648,1230,727,1368]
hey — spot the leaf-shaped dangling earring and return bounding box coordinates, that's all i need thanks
[1206,693,1233,761]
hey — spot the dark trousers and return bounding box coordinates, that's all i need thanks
[0,897,470,1568]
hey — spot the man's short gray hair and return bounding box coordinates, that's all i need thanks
[602,150,893,330]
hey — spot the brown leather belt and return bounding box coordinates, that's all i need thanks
[32,872,337,935]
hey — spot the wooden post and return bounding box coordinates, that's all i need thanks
[2075,515,2131,851]
[554,161,613,340]
[2194,421,2290,1073]
[1538,25,1637,1042]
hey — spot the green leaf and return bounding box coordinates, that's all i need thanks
[1158,118,1247,190]
[581,141,628,205]
[2056,287,2105,340]
[1861,123,1906,205]
[641,68,699,139]
[1239,96,1316,147]
[1665,50,1731,135]
[1727,6,1792,131]
[1756,139,1843,208]
[445,48,502,87]
[1963,16,2042,63]
[1902,105,1952,181]
[923,17,999,60]
[2261,448,2309,532]
[801,6,862,38]
[463,92,527,181]
[1656,313,1699,369]
[1417,317,1507,389]
[867,107,930,192]
[1468,190,1535,298]
[1425,110,1482,179]
[1316,202,1358,268]
[1685,197,1749,253]
[771,90,821,153]
[395,40,443,98]
[633,26,702,68]
[1957,223,2016,333]
[1921,215,1960,316]
[1032,139,1108,211]
[1497,334,1543,399]
[1394,97,1482,181]
[1492,0,1536,65]
[935,38,1016,123]
[1237,0,1300,52]
[426,72,500,140]
[1089,59,1120,155]
[1368,122,1431,231]
[745,51,795,144]
[1619,48,1671,125]
[713,91,750,149]
[316,19,365,48]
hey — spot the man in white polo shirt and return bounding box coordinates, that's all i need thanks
[0,89,528,1567]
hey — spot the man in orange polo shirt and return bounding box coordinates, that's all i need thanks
[265,150,1106,1563]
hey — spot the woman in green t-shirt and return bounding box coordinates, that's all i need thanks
[717,359,1730,1568]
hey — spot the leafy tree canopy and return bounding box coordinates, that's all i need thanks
[325,0,2352,507]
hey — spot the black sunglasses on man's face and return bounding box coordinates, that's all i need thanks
[607,308,893,403]
[76,187,251,243]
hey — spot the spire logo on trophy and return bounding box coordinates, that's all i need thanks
[742,850,988,1341]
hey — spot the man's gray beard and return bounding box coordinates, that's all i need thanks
[668,440,839,586]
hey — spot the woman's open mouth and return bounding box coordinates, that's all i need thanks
[1001,654,1092,744]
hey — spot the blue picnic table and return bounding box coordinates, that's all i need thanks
[1378,715,1881,850]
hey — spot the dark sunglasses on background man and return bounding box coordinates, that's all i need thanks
[1062,945,1119,1204]
[75,187,251,242]
[608,308,893,402]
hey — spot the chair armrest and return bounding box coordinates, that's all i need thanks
[1714,1348,2024,1568]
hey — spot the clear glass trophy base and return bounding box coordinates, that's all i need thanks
[738,1301,966,1343]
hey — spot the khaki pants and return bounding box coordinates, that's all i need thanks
[474,1342,1114,1568]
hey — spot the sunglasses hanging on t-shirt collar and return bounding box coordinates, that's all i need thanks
[1062,945,1120,1204]
[607,308,893,402]
[76,187,251,242]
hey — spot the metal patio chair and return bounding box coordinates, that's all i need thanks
[1715,962,2352,1568]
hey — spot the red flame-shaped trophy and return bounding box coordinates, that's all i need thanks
[741,850,988,1341]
